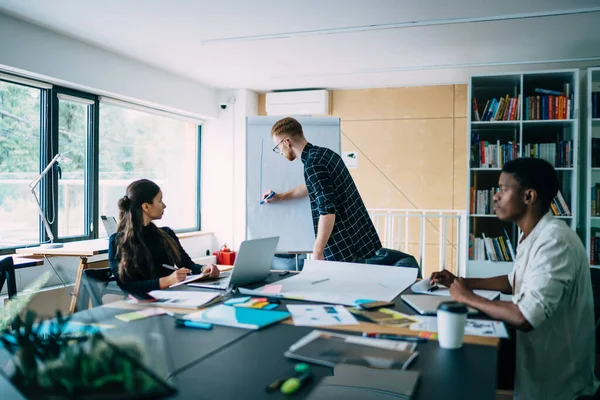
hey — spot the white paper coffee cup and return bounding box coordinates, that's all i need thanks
[437,301,468,349]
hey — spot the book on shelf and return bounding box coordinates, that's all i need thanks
[471,187,497,215]
[470,134,518,168]
[522,141,573,168]
[550,190,571,216]
[591,184,600,217]
[524,85,573,120]
[592,138,600,168]
[474,94,520,122]
[592,90,600,119]
[469,232,515,262]
[590,230,600,266]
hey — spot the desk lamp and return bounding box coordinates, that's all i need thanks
[29,153,71,248]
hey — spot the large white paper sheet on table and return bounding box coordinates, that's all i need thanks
[411,278,500,300]
[239,260,418,306]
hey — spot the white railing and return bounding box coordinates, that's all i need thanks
[367,209,467,277]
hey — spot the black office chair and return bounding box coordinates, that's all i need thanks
[78,267,125,309]
[365,248,422,278]
[0,256,17,299]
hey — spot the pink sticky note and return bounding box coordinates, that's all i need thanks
[263,284,283,294]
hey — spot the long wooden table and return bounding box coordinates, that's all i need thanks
[16,239,110,313]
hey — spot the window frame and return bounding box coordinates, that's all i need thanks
[0,75,49,254]
[49,87,98,244]
[0,72,202,255]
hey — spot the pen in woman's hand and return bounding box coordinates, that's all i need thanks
[162,264,179,271]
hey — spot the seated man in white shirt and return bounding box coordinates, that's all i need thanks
[432,158,599,400]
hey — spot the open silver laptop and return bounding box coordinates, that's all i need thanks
[189,237,279,290]
[100,216,118,236]
[401,294,478,315]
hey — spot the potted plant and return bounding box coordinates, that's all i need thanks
[0,273,176,399]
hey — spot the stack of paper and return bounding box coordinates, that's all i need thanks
[147,291,220,309]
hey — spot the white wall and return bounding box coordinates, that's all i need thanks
[202,89,258,250]
[0,12,219,119]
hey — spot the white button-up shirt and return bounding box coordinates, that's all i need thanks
[509,213,598,400]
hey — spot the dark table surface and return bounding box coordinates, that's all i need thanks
[0,271,499,399]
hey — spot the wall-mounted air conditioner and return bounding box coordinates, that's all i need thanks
[265,89,330,116]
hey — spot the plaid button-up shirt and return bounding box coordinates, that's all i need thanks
[301,142,381,261]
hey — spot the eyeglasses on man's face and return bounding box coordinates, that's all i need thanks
[272,138,289,154]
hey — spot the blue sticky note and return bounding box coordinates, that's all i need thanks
[263,303,279,310]
[224,296,252,306]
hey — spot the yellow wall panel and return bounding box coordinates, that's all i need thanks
[343,119,454,210]
[258,94,267,116]
[331,86,454,120]
[453,118,468,209]
[454,84,468,118]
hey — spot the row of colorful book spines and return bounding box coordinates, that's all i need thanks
[470,188,496,215]
[588,184,600,217]
[470,188,571,215]
[523,141,573,168]
[473,96,519,121]
[469,236,514,262]
[471,143,518,168]
[470,143,572,168]
[524,95,572,120]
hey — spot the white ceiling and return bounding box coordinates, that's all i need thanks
[1,0,600,91]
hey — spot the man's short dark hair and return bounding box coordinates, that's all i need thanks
[501,158,559,213]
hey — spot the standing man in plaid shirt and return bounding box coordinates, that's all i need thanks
[263,117,381,262]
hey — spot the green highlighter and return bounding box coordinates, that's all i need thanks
[280,371,313,395]
[265,363,310,393]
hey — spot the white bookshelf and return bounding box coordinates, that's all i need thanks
[584,67,600,268]
[467,69,579,278]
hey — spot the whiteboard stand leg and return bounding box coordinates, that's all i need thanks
[295,254,299,271]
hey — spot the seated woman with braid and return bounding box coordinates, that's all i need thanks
[108,179,219,294]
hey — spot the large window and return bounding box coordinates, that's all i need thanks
[0,80,42,248]
[98,102,200,236]
[57,94,94,238]
[0,73,202,252]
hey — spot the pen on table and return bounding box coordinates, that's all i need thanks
[260,191,276,205]
[363,332,426,343]
[311,278,330,285]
